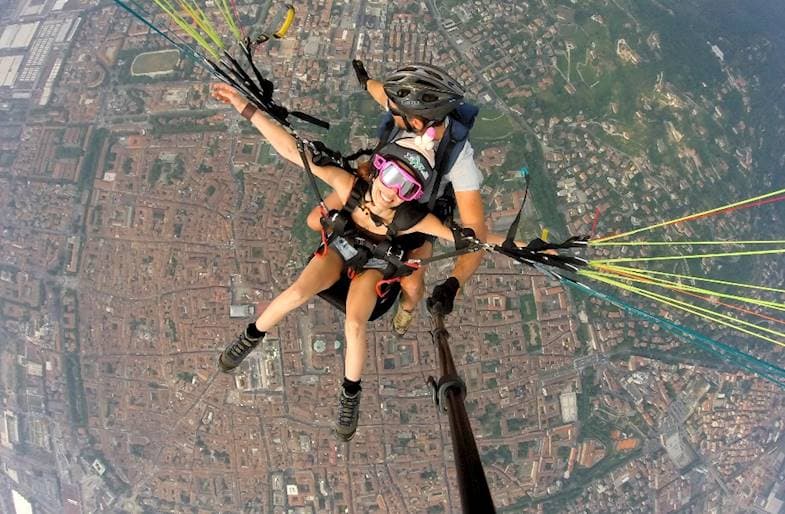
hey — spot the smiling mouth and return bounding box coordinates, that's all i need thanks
[377,188,395,203]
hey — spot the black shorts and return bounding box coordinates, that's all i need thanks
[395,232,435,255]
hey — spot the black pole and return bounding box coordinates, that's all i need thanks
[429,311,496,513]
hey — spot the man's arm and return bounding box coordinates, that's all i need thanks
[450,189,488,286]
[426,189,487,315]
[352,60,388,107]
[367,79,388,109]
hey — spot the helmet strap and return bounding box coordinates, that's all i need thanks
[401,115,416,133]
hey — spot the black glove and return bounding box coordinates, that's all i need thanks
[427,277,461,315]
[451,225,477,252]
[525,237,550,252]
[352,59,370,90]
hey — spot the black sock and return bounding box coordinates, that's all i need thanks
[342,377,362,395]
[246,322,265,340]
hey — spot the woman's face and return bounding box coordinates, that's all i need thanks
[372,174,406,208]
[370,156,423,209]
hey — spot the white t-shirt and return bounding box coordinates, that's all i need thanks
[441,141,483,195]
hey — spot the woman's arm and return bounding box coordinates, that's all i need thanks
[306,190,345,231]
[211,84,354,195]
[400,214,458,242]
[400,215,527,247]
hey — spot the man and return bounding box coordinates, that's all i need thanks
[353,61,490,333]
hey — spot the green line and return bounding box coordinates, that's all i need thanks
[591,248,785,265]
[593,264,785,312]
[581,271,785,346]
[213,0,244,42]
[597,265,785,295]
[150,0,221,59]
[564,279,785,387]
[178,0,226,49]
[590,240,785,247]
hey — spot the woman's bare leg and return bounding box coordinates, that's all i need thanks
[255,249,343,331]
[342,269,383,381]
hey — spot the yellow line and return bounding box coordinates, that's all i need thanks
[590,265,785,312]
[593,188,785,243]
[580,271,785,347]
[595,264,785,295]
[151,0,220,59]
[213,0,243,42]
[591,248,785,265]
[590,240,785,247]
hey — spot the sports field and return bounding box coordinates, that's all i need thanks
[130,49,180,76]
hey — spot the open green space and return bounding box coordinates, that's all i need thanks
[131,49,181,76]
[78,128,108,192]
[518,293,537,322]
[473,108,516,140]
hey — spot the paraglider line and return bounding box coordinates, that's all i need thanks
[592,264,785,312]
[594,187,785,243]
[580,270,785,347]
[592,248,785,265]
[563,278,785,387]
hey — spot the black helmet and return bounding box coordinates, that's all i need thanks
[383,63,465,121]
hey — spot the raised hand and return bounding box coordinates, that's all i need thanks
[211,83,249,113]
[352,59,370,90]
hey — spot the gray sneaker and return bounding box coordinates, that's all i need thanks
[218,328,263,372]
[335,386,362,442]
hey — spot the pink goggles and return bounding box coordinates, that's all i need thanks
[372,154,424,201]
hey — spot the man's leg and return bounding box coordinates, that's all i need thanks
[393,241,433,335]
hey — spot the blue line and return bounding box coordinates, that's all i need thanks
[563,279,785,388]
[111,0,210,68]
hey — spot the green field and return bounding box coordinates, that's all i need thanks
[473,108,516,140]
[131,50,181,76]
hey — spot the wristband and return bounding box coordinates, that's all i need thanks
[241,102,257,121]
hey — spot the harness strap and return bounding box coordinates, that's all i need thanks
[313,205,330,258]
[429,133,458,211]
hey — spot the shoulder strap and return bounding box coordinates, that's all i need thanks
[428,136,458,211]
[375,112,399,153]
[345,178,367,211]
[426,103,479,211]
[387,202,430,237]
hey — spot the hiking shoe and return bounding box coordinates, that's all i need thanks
[335,386,362,442]
[392,304,415,336]
[218,328,263,372]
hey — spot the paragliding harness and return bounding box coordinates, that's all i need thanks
[313,178,429,303]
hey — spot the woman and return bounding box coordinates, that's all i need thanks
[211,83,478,442]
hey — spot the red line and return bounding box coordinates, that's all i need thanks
[590,207,601,238]
[676,194,785,225]
[679,290,785,327]
[594,193,785,240]
[602,267,785,327]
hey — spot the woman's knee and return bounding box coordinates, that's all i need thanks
[285,280,316,303]
[344,317,367,340]
[306,208,322,231]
